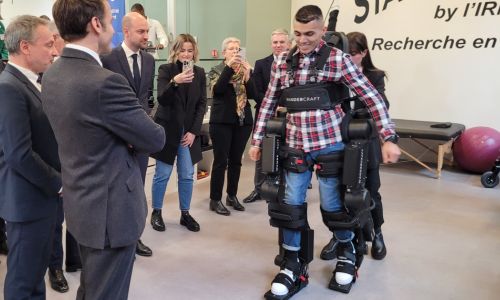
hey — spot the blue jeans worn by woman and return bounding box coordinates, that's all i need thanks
[152,143,194,211]
[282,143,353,251]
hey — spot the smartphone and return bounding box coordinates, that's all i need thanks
[182,60,194,72]
[239,47,246,61]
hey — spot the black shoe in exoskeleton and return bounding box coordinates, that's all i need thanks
[265,250,309,300]
[320,236,338,260]
[329,241,357,294]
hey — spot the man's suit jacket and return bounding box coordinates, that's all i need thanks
[41,48,165,249]
[101,46,155,115]
[0,64,61,222]
[252,54,274,118]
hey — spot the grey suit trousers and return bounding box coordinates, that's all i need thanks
[76,242,136,300]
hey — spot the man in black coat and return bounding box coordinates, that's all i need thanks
[101,11,156,258]
[0,15,59,299]
[243,29,291,203]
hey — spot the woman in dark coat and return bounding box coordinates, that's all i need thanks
[207,37,256,216]
[150,34,207,232]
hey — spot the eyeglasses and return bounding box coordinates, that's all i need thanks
[226,47,241,52]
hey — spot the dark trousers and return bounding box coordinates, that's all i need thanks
[366,166,384,229]
[49,198,81,270]
[76,242,136,300]
[4,215,57,300]
[253,157,266,193]
[367,138,384,229]
[209,124,252,201]
[0,217,6,241]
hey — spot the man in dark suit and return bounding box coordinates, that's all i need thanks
[0,15,60,299]
[42,1,165,299]
[0,3,10,258]
[243,28,291,204]
[101,11,155,258]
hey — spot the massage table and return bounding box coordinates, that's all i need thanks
[393,119,466,178]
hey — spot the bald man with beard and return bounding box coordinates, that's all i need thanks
[101,12,156,257]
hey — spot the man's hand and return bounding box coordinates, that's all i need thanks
[157,44,164,50]
[249,146,261,161]
[381,141,401,163]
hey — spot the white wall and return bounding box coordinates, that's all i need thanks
[1,0,54,25]
[291,0,500,130]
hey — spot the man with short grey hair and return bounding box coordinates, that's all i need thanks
[0,15,59,299]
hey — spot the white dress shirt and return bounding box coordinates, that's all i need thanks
[65,43,103,66]
[147,17,169,59]
[121,42,141,75]
[8,62,41,92]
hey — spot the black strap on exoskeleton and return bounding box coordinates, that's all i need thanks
[285,45,331,81]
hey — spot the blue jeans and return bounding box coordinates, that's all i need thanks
[282,144,353,251]
[152,143,194,211]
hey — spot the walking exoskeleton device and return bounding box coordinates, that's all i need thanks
[261,106,377,299]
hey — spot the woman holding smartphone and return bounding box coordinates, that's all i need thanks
[150,34,207,232]
[207,37,256,216]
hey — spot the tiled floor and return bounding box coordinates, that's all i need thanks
[1,159,499,300]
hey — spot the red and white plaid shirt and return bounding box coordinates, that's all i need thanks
[251,40,395,152]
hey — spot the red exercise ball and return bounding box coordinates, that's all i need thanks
[453,126,500,174]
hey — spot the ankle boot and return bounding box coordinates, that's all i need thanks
[151,209,165,231]
[209,199,230,216]
[371,229,387,260]
[180,211,200,232]
[226,195,245,211]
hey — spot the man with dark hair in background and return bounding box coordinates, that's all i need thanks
[249,5,400,298]
[130,2,169,59]
[42,1,165,299]
[0,15,59,299]
[101,11,156,258]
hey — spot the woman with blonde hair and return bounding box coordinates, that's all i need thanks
[150,33,207,232]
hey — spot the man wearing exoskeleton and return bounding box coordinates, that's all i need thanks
[248,5,401,299]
